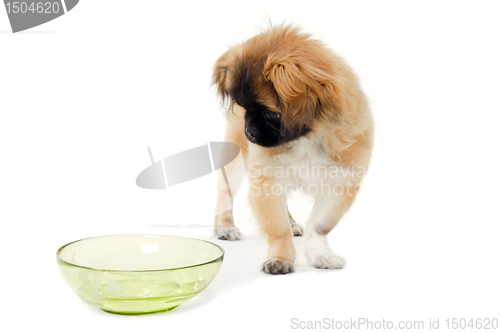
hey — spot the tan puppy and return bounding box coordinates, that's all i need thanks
[212,25,374,274]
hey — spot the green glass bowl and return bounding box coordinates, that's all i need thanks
[57,234,224,315]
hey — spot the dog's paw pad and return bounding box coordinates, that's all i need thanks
[262,258,294,275]
[309,254,346,270]
[291,223,304,237]
[215,226,242,241]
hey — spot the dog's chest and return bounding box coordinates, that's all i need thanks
[277,135,330,163]
[273,136,334,179]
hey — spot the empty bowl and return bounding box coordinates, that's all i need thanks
[56,234,224,315]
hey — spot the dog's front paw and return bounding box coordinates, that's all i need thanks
[307,253,346,270]
[215,226,242,241]
[262,258,294,275]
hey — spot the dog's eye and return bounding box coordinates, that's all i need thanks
[264,111,281,120]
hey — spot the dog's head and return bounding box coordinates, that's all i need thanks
[213,25,347,147]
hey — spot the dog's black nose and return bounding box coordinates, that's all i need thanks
[245,126,258,142]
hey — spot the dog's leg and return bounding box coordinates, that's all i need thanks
[288,207,303,237]
[214,152,246,240]
[214,107,248,241]
[249,177,295,274]
[304,185,359,269]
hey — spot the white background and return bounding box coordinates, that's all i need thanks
[1,0,499,331]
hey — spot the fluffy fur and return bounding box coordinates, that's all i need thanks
[212,25,374,274]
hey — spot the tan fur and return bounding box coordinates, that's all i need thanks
[213,25,374,274]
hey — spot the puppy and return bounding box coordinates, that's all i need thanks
[212,25,373,274]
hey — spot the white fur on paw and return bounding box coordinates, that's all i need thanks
[291,223,304,236]
[308,253,346,269]
[215,226,242,241]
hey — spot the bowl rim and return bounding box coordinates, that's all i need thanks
[56,234,225,273]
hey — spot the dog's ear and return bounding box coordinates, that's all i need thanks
[264,54,347,131]
[212,50,231,101]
